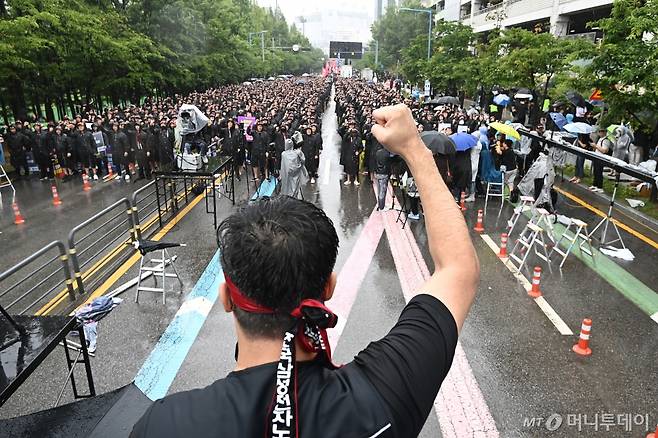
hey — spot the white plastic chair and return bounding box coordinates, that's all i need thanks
[485,169,506,213]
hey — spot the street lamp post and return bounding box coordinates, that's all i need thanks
[399,7,433,60]
[248,31,268,62]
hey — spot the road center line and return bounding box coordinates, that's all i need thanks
[328,207,385,351]
[480,234,573,335]
[377,183,499,438]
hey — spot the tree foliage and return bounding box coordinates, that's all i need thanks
[580,0,658,131]
[0,0,324,121]
[370,0,429,71]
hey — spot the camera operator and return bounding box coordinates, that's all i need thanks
[131,104,479,438]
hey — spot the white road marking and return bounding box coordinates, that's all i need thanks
[321,154,331,186]
[651,312,658,324]
[480,234,573,335]
[368,423,392,437]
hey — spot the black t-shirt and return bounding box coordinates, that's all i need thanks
[130,294,458,438]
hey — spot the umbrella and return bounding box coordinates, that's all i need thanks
[420,131,456,156]
[563,122,596,134]
[430,96,460,106]
[549,112,567,130]
[450,132,478,152]
[514,88,533,100]
[177,104,208,135]
[493,94,511,106]
[565,91,587,107]
[489,121,521,140]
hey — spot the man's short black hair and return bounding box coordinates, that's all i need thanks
[217,197,339,339]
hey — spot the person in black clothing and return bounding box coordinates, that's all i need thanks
[71,123,98,180]
[374,145,391,210]
[301,125,320,183]
[109,123,131,180]
[52,126,73,180]
[339,120,362,186]
[33,123,54,180]
[221,119,243,179]
[250,121,269,181]
[5,125,30,177]
[131,104,479,438]
[493,137,518,192]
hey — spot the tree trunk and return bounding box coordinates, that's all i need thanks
[66,92,76,116]
[45,99,56,121]
[0,94,10,125]
[7,79,28,121]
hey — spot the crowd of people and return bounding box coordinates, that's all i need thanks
[334,77,658,218]
[2,75,655,212]
[0,78,331,189]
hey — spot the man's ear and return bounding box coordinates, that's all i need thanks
[322,272,337,302]
[219,282,233,313]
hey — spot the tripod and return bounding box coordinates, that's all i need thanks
[588,172,625,249]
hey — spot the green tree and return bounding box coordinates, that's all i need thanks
[485,28,592,98]
[581,0,658,134]
[370,0,429,71]
[423,20,478,96]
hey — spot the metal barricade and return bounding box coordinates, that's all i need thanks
[131,180,160,240]
[67,198,137,296]
[0,241,76,315]
[153,157,235,230]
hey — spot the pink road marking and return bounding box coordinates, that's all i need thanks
[377,182,499,438]
[328,207,385,351]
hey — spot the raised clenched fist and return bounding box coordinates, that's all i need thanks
[371,104,425,159]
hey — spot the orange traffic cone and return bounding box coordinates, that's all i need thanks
[528,266,542,298]
[572,318,592,356]
[106,163,114,180]
[473,209,485,233]
[646,424,657,438]
[498,233,508,258]
[460,191,467,212]
[12,202,25,225]
[51,185,62,206]
[82,173,91,192]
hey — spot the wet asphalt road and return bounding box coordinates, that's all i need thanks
[0,91,656,437]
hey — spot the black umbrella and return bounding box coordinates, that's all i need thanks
[514,88,533,100]
[420,131,456,156]
[429,96,460,106]
[565,91,587,107]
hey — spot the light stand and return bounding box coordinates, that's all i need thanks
[588,173,625,249]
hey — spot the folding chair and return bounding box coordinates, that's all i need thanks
[134,240,185,304]
[550,218,595,269]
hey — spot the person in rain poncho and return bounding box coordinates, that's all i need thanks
[280,132,308,199]
[518,151,556,210]
[465,127,487,202]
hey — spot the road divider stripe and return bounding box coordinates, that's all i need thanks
[134,178,276,400]
[134,250,223,400]
[328,207,385,351]
[377,183,499,438]
[480,234,573,335]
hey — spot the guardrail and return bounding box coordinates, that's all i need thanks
[131,180,159,240]
[0,241,76,315]
[67,198,136,296]
[1,159,239,317]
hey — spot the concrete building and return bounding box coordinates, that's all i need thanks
[376,0,398,20]
[293,1,374,55]
[422,0,613,38]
